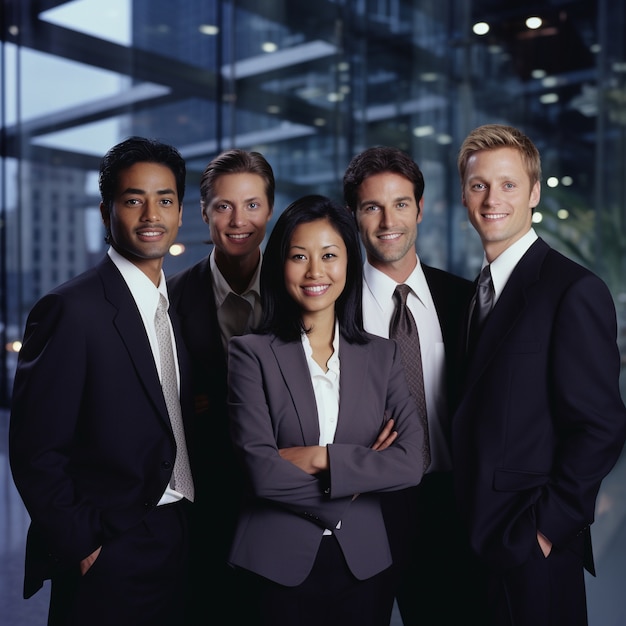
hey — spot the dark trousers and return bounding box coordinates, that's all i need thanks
[390,472,489,626]
[487,537,588,626]
[48,500,190,626]
[239,534,396,626]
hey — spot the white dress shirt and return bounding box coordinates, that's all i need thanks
[486,228,538,302]
[362,257,450,471]
[301,321,341,534]
[210,250,263,350]
[107,247,184,505]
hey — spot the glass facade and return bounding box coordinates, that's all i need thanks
[1,1,626,622]
[2,0,626,404]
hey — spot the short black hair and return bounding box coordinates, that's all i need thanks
[258,195,367,344]
[343,146,425,213]
[99,136,186,212]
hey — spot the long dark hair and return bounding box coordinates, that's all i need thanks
[258,195,367,344]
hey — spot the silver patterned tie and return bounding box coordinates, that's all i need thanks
[390,284,430,469]
[155,294,194,501]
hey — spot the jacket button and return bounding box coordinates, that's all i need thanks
[162,461,172,469]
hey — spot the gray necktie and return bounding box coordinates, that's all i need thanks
[390,284,430,469]
[155,294,194,502]
[467,264,495,354]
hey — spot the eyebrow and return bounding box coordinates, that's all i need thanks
[358,195,413,208]
[121,187,176,195]
[289,243,340,251]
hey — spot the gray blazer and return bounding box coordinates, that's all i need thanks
[227,331,425,586]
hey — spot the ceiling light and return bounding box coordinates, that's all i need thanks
[525,17,542,30]
[547,177,559,188]
[473,22,490,36]
[412,125,434,137]
[262,42,278,53]
[199,24,219,36]
[540,93,559,104]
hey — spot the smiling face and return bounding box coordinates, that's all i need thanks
[203,172,272,268]
[462,147,540,262]
[284,218,348,327]
[354,171,422,281]
[101,161,182,284]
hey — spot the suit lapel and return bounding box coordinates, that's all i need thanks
[271,337,321,445]
[98,257,171,428]
[464,238,548,390]
[334,336,367,443]
[175,257,227,367]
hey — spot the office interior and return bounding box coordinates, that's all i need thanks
[1,1,625,624]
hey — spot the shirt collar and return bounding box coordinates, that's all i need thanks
[486,228,538,300]
[107,247,166,314]
[210,249,262,308]
[301,319,341,377]
[363,255,431,312]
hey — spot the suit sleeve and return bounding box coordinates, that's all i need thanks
[536,273,626,546]
[327,339,425,499]
[227,337,351,530]
[9,293,104,565]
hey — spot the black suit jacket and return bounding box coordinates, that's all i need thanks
[452,238,626,574]
[422,263,474,415]
[9,256,194,598]
[167,256,242,548]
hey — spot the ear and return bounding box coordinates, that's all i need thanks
[201,203,210,226]
[99,201,110,228]
[178,203,184,227]
[416,197,424,224]
[530,180,541,209]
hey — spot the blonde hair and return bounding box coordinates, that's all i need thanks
[457,124,541,187]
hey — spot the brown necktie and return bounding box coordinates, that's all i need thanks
[390,284,430,469]
[155,294,195,501]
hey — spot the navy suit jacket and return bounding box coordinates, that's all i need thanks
[9,256,194,598]
[452,238,626,573]
[227,331,425,586]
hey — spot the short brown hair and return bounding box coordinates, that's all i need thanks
[200,149,275,213]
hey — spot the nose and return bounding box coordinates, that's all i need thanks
[306,259,323,279]
[229,206,247,227]
[483,188,499,207]
[140,200,160,222]
[378,208,393,229]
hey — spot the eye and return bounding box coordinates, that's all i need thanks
[248,202,259,209]
[471,183,486,191]
[504,182,515,190]
[290,253,306,261]
[322,253,337,260]
[216,203,231,212]
[161,198,174,205]
[363,204,380,212]
[397,202,407,209]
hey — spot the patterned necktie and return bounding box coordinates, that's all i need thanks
[155,294,194,502]
[467,264,495,355]
[389,284,430,468]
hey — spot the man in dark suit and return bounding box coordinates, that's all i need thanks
[453,123,626,625]
[167,149,274,625]
[343,146,486,625]
[9,137,194,626]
